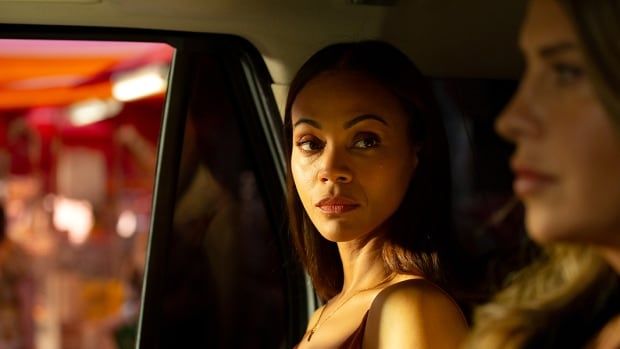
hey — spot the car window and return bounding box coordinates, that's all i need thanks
[154,53,287,348]
[0,30,308,349]
[136,37,307,349]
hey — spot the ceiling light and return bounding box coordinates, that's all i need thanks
[67,98,123,126]
[112,65,169,102]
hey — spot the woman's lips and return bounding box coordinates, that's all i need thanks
[315,197,360,214]
[513,167,557,197]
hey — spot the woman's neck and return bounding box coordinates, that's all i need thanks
[337,236,392,295]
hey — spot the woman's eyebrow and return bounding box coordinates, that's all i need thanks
[539,41,578,58]
[293,118,321,129]
[344,114,388,129]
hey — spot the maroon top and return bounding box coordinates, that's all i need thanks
[338,310,368,348]
[294,278,465,348]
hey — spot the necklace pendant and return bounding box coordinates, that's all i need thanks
[307,329,315,342]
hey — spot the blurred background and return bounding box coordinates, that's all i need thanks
[0,39,173,349]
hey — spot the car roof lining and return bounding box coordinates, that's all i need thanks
[0,0,525,83]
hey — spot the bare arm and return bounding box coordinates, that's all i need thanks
[363,279,468,349]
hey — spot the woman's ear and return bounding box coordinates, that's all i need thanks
[410,144,421,172]
[404,145,420,182]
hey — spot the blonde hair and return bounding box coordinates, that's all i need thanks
[467,0,620,347]
[466,246,617,348]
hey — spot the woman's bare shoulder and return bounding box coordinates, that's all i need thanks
[374,278,461,308]
[306,303,327,331]
[363,278,468,349]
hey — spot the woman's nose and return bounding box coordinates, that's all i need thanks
[318,147,353,184]
[495,78,543,143]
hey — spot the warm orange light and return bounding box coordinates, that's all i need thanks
[0,82,112,109]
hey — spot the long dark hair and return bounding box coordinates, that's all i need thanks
[284,40,453,300]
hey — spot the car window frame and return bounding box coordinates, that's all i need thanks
[0,24,310,348]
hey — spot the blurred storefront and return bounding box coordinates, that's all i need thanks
[0,39,173,349]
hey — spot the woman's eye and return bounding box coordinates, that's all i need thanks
[296,137,324,153]
[352,133,380,149]
[552,63,584,85]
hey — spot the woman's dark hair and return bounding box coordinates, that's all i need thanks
[284,40,453,300]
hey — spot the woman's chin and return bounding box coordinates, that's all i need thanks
[525,209,581,245]
[318,231,361,243]
[316,224,372,243]
[525,209,560,245]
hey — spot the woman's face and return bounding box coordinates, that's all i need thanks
[290,70,417,242]
[496,0,620,246]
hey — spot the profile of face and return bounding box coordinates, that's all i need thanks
[290,70,417,242]
[496,0,620,246]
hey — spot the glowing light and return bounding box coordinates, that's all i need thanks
[116,210,137,238]
[53,197,94,245]
[112,65,169,102]
[67,98,122,126]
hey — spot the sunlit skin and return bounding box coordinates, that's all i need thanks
[291,70,417,244]
[495,0,620,267]
[291,70,468,349]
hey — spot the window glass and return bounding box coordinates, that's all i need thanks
[0,39,172,349]
[156,55,287,348]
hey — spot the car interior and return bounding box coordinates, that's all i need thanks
[0,1,535,348]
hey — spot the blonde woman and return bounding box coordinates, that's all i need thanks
[467,0,620,348]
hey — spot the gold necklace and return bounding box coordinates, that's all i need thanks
[306,290,362,342]
[306,276,394,342]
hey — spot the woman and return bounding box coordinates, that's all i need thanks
[467,0,620,348]
[285,41,467,348]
